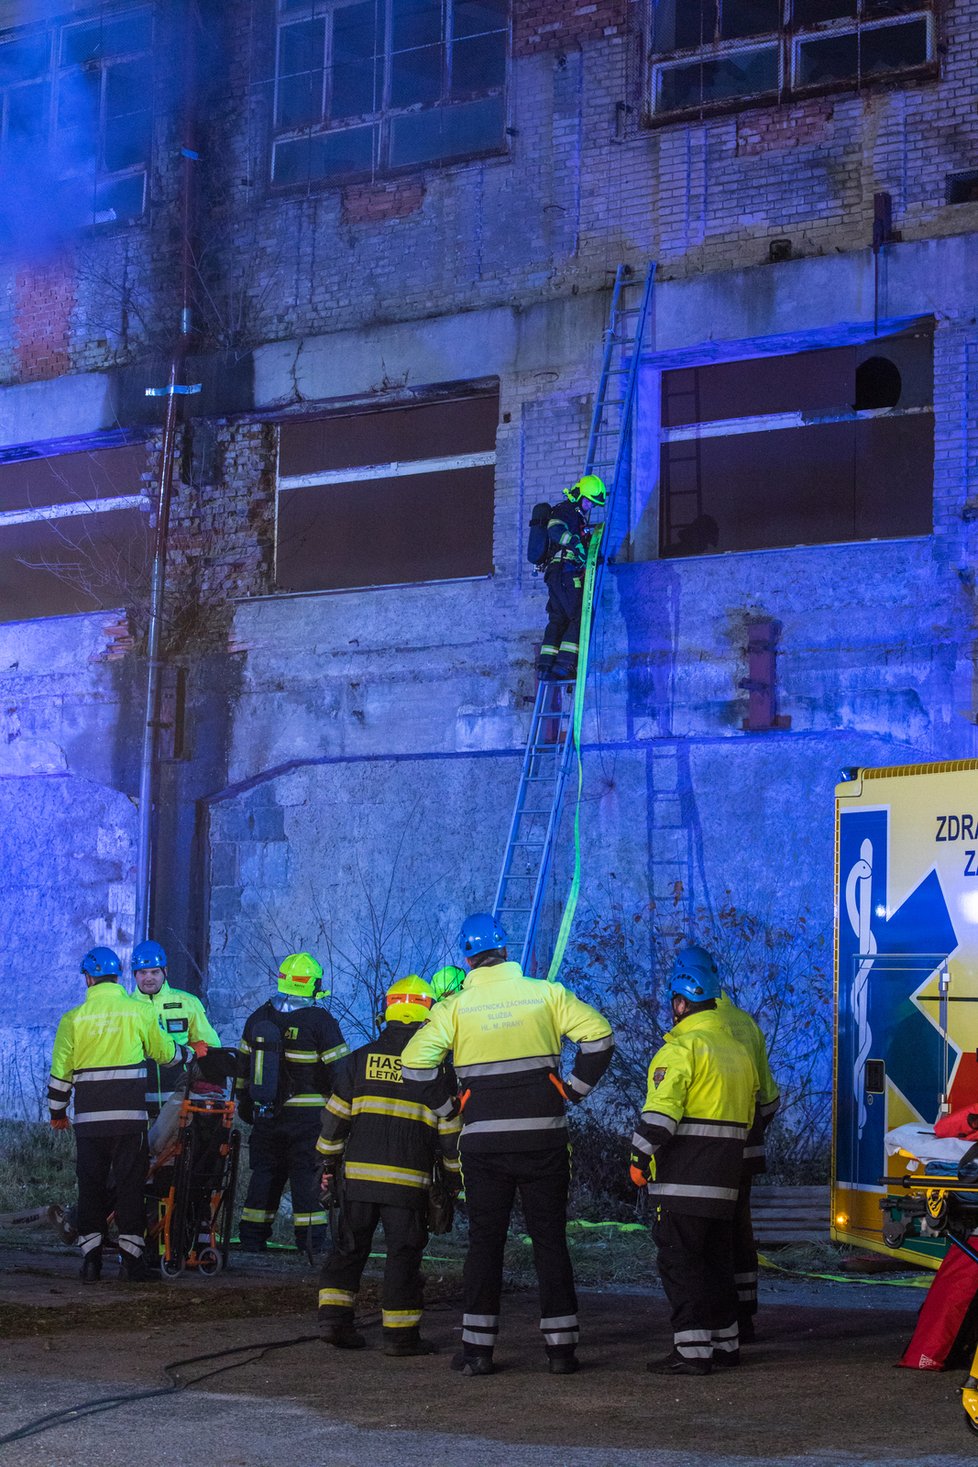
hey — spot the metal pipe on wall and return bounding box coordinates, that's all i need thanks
[133,0,199,945]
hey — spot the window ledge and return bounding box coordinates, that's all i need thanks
[238,573,493,605]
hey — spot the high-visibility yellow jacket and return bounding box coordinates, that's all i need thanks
[630,1007,758,1218]
[48,981,185,1137]
[318,1020,461,1206]
[132,980,221,1112]
[716,993,780,1176]
[401,960,613,1152]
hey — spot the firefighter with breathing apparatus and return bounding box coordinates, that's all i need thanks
[531,474,605,681]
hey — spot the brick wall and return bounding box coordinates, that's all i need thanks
[14,256,75,383]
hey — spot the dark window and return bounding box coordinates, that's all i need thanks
[651,0,934,117]
[0,443,150,622]
[947,170,978,206]
[658,329,933,557]
[0,9,152,228]
[272,0,508,186]
[276,390,498,592]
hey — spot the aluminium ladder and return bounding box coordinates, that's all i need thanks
[493,262,657,973]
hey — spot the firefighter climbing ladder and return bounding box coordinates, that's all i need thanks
[493,262,657,973]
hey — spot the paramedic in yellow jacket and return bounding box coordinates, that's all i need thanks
[629,947,758,1376]
[401,913,614,1378]
[130,938,220,1117]
[716,975,780,1341]
[47,946,207,1283]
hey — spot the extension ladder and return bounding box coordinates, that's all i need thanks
[493,262,657,973]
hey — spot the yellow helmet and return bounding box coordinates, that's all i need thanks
[563,474,607,507]
[430,965,466,1002]
[385,975,434,1024]
[277,951,325,999]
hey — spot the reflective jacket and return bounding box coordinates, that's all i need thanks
[317,1021,461,1207]
[630,1007,758,1218]
[717,993,780,1176]
[132,980,221,1112]
[401,960,614,1153]
[238,999,348,1118]
[546,501,588,568]
[48,981,186,1137]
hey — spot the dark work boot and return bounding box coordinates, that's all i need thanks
[118,1250,160,1284]
[738,1314,756,1344]
[451,1350,494,1377]
[321,1320,367,1349]
[712,1349,741,1368]
[79,1251,102,1284]
[548,1350,579,1376]
[646,1350,711,1377]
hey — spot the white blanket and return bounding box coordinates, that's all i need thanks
[884,1122,975,1170]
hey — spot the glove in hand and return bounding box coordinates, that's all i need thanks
[629,1163,648,1189]
[50,1115,71,1132]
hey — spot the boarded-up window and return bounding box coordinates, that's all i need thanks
[658,328,933,557]
[0,441,149,621]
[276,390,497,591]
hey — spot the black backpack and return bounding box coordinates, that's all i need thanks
[526,502,553,566]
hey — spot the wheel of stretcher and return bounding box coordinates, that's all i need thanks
[160,1255,185,1281]
[197,1247,222,1276]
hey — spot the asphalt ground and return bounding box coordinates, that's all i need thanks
[0,1245,974,1467]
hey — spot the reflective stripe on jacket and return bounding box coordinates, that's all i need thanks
[131,981,221,1109]
[630,1007,758,1219]
[48,981,183,1136]
[318,1021,459,1207]
[238,1000,348,1115]
[716,993,780,1176]
[401,960,613,1153]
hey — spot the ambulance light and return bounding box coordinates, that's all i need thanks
[835,1213,849,1228]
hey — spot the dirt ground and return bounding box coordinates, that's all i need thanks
[0,1242,974,1467]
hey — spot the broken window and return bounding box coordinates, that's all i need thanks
[650,0,934,118]
[275,388,498,592]
[657,327,934,557]
[0,9,153,228]
[272,0,508,186]
[0,440,150,622]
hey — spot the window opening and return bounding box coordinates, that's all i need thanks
[272,0,509,186]
[275,388,498,592]
[0,441,150,621]
[657,328,933,557]
[650,0,934,118]
[0,8,153,227]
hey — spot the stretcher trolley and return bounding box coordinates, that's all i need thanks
[146,1047,241,1279]
[883,1123,978,1435]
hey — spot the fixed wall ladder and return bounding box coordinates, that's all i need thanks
[493,261,656,973]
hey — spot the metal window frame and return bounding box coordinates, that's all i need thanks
[647,0,936,121]
[271,0,510,186]
[53,6,154,222]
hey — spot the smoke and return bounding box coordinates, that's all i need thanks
[0,3,153,260]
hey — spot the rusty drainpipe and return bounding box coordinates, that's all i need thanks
[134,0,199,946]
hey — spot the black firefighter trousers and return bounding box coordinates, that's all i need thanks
[539,564,584,677]
[239,1111,326,1252]
[652,1208,739,1364]
[75,1130,148,1262]
[318,1199,428,1342]
[461,1146,578,1361]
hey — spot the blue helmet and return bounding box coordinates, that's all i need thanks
[132,939,167,972]
[458,913,508,959]
[669,945,720,1003]
[80,946,122,980]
